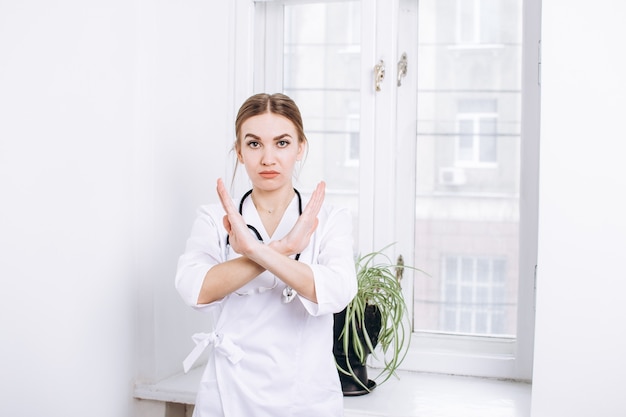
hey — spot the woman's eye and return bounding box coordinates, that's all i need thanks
[247,141,260,148]
[277,140,290,148]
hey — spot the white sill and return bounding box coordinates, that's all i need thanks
[134,367,531,417]
[342,370,531,417]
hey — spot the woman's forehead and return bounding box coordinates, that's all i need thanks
[240,112,297,138]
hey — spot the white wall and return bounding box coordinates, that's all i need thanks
[133,0,232,384]
[0,1,232,416]
[531,1,626,416]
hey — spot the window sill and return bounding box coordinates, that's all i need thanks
[134,367,531,417]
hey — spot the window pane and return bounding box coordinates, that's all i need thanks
[414,0,521,338]
[479,118,497,162]
[479,0,501,44]
[457,0,475,43]
[458,120,474,161]
[282,1,361,245]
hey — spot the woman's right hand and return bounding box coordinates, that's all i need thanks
[216,178,262,256]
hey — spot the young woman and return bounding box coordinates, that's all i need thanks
[175,93,357,417]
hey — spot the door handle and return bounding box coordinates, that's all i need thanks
[397,52,408,86]
[374,60,385,92]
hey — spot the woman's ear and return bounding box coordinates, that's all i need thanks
[235,143,244,163]
[296,141,305,161]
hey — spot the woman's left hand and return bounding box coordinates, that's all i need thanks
[273,181,325,256]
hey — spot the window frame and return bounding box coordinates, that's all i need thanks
[400,0,539,381]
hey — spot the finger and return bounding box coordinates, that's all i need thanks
[313,180,325,200]
[217,179,251,242]
[312,181,325,207]
[303,181,325,217]
[222,215,232,234]
[310,217,319,235]
[216,178,238,215]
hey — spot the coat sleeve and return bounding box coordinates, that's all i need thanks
[175,205,227,311]
[298,206,358,316]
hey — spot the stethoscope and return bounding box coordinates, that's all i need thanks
[226,188,302,303]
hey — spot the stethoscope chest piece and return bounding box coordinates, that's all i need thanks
[282,286,297,303]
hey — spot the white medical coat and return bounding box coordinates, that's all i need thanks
[175,193,358,417]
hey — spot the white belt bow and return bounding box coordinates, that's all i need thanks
[183,332,244,373]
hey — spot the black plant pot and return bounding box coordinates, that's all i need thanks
[333,304,382,396]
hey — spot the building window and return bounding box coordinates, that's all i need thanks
[456,0,501,45]
[456,99,498,165]
[442,255,510,335]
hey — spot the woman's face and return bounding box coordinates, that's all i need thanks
[237,112,304,192]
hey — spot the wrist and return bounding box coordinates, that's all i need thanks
[268,240,291,257]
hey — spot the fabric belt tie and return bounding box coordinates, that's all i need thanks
[183,332,244,373]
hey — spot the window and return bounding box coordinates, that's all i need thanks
[247,0,538,381]
[280,1,362,245]
[441,255,510,335]
[409,0,535,380]
[457,0,501,45]
[456,99,498,165]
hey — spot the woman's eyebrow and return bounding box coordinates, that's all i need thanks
[273,133,292,141]
[243,133,293,141]
[243,133,260,140]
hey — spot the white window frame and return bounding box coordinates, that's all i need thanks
[400,0,539,381]
[235,0,539,382]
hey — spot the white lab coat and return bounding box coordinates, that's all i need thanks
[175,192,357,417]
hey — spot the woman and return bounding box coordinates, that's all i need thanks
[175,93,357,417]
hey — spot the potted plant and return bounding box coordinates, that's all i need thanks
[333,245,415,396]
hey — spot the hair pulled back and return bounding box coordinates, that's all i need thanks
[234,93,307,153]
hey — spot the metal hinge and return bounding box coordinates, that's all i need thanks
[538,40,542,86]
[533,264,538,311]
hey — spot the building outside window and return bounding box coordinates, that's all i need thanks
[456,99,498,165]
[414,0,522,339]
[441,255,510,335]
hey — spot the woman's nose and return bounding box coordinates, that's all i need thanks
[261,148,275,165]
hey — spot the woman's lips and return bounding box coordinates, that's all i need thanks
[259,171,279,179]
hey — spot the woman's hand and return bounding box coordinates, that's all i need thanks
[216,178,261,256]
[273,181,325,256]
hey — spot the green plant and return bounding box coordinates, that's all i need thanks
[335,244,418,391]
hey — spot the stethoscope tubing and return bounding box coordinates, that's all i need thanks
[226,188,303,302]
[226,189,302,261]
